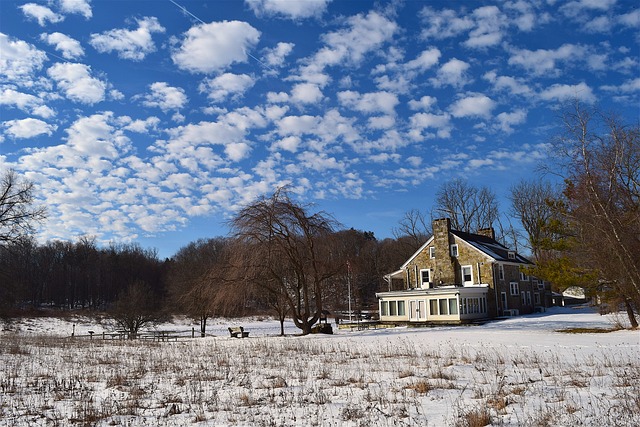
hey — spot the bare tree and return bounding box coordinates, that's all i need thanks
[0,170,46,245]
[509,180,559,261]
[229,187,341,335]
[392,209,431,251]
[167,238,230,337]
[109,281,164,339]
[433,178,499,233]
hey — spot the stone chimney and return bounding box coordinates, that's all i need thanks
[476,227,495,240]
[432,218,455,285]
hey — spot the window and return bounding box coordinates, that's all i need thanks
[526,291,532,305]
[429,299,439,315]
[461,297,487,314]
[429,246,436,259]
[448,298,458,315]
[420,269,431,288]
[508,251,515,260]
[397,301,406,316]
[501,292,508,309]
[461,265,473,286]
[389,301,397,316]
[381,301,389,316]
[439,299,449,315]
[521,292,526,304]
[498,264,505,280]
[534,293,541,305]
[450,244,459,257]
[520,271,528,281]
[510,282,520,295]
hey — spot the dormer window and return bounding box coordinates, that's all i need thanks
[450,244,459,257]
[508,251,515,260]
[429,247,436,259]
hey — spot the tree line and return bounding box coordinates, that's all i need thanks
[1,103,638,333]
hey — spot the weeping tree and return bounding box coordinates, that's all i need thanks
[230,187,342,335]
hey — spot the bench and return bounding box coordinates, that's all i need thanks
[228,326,249,338]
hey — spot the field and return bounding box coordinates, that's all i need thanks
[1,306,638,426]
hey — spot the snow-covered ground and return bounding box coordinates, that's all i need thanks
[1,306,638,426]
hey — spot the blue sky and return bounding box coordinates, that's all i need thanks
[1,0,638,258]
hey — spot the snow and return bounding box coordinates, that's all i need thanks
[1,305,638,426]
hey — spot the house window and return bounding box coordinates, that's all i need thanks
[498,264,504,280]
[501,292,508,309]
[521,292,527,304]
[397,301,406,316]
[534,293,541,305]
[450,244,459,257]
[510,282,520,295]
[508,251,515,260]
[429,299,439,315]
[526,292,532,305]
[429,247,435,259]
[420,269,431,288]
[520,271,528,281]
[461,265,473,286]
[381,301,389,316]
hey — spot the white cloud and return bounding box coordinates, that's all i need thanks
[40,32,84,59]
[368,115,395,130]
[0,33,48,83]
[508,44,586,75]
[3,118,56,139]
[464,5,506,48]
[419,7,473,40]
[199,73,255,102]
[140,82,187,111]
[0,88,54,118]
[271,136,301,152]
[263,42,295,67]
[405,48,441,72]
[539,82,596,103]
[450,94,496,119]
[408,96,437,111]
[409,112,452,139]
[47,62,107,104]
[601,77,640,93]
[90,17,165,61]
[494,109,527,133]
[171,21,261,73]
[619,9,640,28]
[338,90,399,115]
[291,83,324,104]
[19,3,63,26]
[483,71,532,97]
[59,0,92,19]
[430,58,471,88]
[312,11,397,69]
[246,0,331,19]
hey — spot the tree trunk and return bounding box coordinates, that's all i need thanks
[200,316,207,337]
[279,317,285,336]
[624,298,638,329]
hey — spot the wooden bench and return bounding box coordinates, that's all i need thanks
[228,326,249,338]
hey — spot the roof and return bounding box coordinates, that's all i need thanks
[451,230,533,264]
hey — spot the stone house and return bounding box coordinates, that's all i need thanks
[376,218,551,324]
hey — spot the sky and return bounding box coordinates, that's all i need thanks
[1,0,639,259]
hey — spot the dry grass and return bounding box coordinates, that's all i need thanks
[0,332,638,426]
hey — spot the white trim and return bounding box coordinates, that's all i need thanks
[450,244,459,257]
[461,265,473,286]
[400,236,434,269]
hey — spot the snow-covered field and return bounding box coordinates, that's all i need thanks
[1,306,638,426]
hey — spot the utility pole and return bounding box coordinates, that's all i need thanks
[347,261,352,323]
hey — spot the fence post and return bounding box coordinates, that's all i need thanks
[192,327,195,338]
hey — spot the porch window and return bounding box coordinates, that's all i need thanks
[461,265,473,286]
[397,301,406,316]
[390,301,397,316]
[448,298,458,315]
[429,299,438,315]
[381,301,389,316]
[439,298,448,315]
[510,282,520,295]
[429,247,435,259]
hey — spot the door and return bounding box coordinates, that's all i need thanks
[409,300,427,321]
